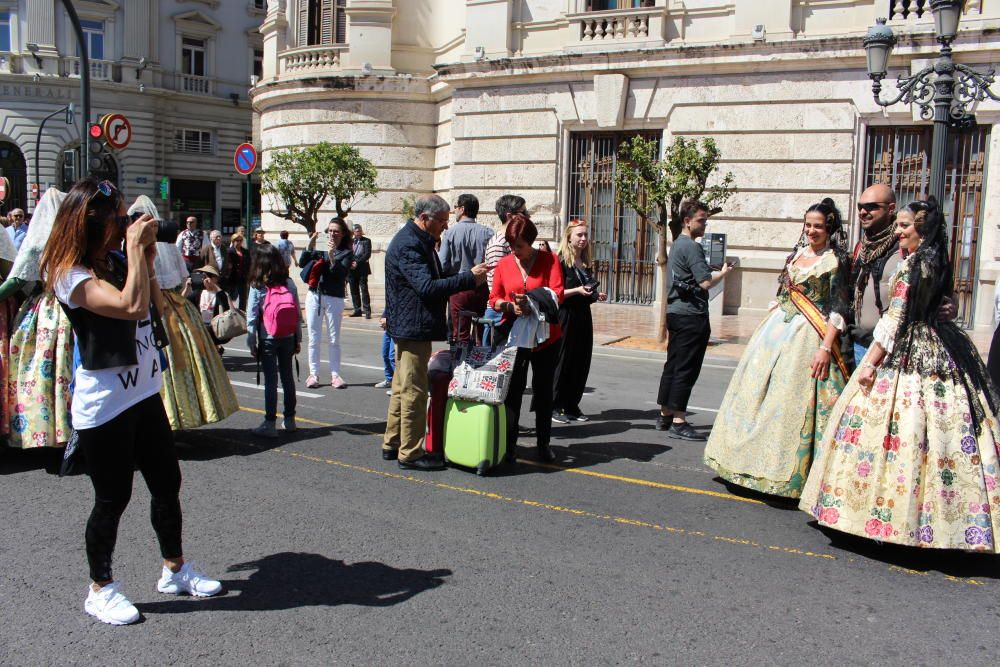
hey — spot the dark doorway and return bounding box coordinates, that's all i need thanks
[0,141,27,214]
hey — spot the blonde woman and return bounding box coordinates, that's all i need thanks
[552,219,606,423]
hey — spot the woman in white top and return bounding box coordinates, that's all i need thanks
[41,179,222,626]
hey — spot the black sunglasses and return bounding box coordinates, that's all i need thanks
[857,202,890,213]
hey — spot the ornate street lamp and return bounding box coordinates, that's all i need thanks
[864,0,999,202]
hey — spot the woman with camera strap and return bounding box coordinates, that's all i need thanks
[552,220,606,424]
[41,179,222,626]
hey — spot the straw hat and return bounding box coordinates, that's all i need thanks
[194,264,220,278]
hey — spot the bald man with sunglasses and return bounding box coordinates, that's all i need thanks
[849,184,954,367]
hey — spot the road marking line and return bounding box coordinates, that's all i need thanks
[237,406,758,505]
[223,347,384,371]
[230,380,324,398]
[592,351,737,371]
[192,430,993,588]
[273,446,833,563]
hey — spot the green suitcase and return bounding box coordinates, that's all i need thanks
[443,398,507,476]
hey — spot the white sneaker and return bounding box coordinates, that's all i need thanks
[283,416,297,432]
[251,420,278,438]
[156,562,222,597]
[85,582,140,626]
[386,389,392,396]
[374,379,391,389]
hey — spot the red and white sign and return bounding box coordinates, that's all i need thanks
[103,113,132,150]
[0,176,8,202]
[234,143,258,175]
[30,183,39,201]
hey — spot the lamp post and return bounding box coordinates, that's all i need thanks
[864,0,999,203]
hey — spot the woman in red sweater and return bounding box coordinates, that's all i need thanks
[489,213,564,463]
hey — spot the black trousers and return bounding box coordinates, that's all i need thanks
[78,395,182,583]
[657,313,711,414]
[349,271,371,315]
[505,343,559,449]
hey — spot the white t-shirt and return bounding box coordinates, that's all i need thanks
[54,266,164,430]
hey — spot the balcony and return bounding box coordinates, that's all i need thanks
[888,0,987,24]
[179,73,212,95]
[566,6,668,51]
[277,44,346,77]
[60,57,118,81]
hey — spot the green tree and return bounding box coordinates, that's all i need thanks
[262,142,378,233]
[614,136,736,343]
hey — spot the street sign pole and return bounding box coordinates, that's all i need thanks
[246,174,253,232]
[59,0,91,177]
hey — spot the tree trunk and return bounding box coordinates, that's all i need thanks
[656,229,669,344]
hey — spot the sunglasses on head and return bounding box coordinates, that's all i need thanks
[857,202,890,213]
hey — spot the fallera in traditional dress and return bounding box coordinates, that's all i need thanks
[800,254,1000,552]
[151,241,239,431]
[704,249,849,498]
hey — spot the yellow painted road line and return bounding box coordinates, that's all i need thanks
[238,407,762,506]
[194,430,992,588]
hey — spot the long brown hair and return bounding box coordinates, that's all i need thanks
[248,243,289,288]
[40,178,125,291]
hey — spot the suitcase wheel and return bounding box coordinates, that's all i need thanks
[476,463,488,476]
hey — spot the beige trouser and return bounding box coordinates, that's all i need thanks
[383,339,432,462]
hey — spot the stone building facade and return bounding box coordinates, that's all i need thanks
[254,0,1000,329]
[0,0,264,231]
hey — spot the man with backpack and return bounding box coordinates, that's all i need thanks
[246,244,302,438]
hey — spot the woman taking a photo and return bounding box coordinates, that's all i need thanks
[552,220,606,424]
[299,217,353,389]
[41,179,221,626]
[489,213,564,463]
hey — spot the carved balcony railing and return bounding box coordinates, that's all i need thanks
[60,57,117,81]
[566,6,668,51]
[888,0,985,23]
[277,44,347,76]
[178,73,212,95]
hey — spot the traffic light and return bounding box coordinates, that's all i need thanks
[88,122,106,171]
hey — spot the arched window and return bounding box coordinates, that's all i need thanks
[297,0,346,46]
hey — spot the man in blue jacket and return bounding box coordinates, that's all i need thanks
[383,194,488,470]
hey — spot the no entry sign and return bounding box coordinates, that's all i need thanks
[0,176,8,202]
[234,143,258,175]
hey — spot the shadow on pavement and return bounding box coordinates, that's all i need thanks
[712,480,802,511]
[138,552,452,614]
[812,523,1000,580]
[0,445,65,475]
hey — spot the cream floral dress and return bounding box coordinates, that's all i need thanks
[800,255,1000,552]
[704,249,848,497]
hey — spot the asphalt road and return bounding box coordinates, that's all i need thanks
[2,320,1000,665]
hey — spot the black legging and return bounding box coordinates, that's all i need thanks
[78,395,182,583]
[505,343,559,449]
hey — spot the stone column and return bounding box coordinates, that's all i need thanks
[342,0,396,74]
[463,0,511,61]
[122,0,152,64]
[23,0,57,73]
[260,0,289,80]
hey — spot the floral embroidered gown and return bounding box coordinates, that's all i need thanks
[800,255,1000,552]
[704,249,848,497]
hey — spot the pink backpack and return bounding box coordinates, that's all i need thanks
[262,285,298,338]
